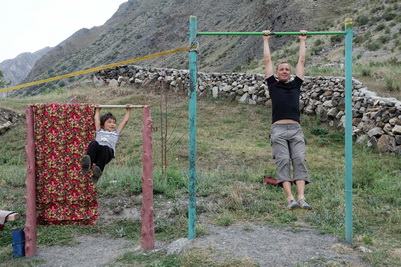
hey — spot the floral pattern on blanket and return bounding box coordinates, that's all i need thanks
[33,103,98,225]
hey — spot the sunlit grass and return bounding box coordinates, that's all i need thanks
[1,85,400,265]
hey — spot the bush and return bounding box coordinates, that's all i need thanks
[365,41,381,51]
[314,39,324,46]
[370,6,384,14]
[353,35,364,44]
[383,12,396,21]
[311,46,324,55]
[355,15,369,26]
[330,35,343,45]
[361,68,372,77]
[378,35,390,44]
[367,16,379,26]
[311,127,329,136]
[386,78,400,91]
[375,23,386,32]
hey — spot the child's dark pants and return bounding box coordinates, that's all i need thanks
[86,141,114,171]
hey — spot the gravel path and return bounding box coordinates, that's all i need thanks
[183,222,369,266]
[34,221,369,266]
[35,236,132,267]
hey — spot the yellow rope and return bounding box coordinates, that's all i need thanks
[0,46,194,93]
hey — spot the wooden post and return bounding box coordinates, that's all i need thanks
[141,105,154,249]
[24,105,37,257]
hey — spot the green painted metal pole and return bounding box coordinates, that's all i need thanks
[188,16,198,240]
[198,31,346,36]
[344,19,354,244]
[195,22,354,243]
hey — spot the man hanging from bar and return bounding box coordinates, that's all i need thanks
[81,104,132,183]
[262,30,312,210]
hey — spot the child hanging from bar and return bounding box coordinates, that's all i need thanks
[81,104,132,183]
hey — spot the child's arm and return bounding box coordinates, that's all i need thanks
[117,105,132,134]
[94,106,101,131]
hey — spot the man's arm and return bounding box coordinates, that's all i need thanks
[263,30,274,78]
[117,105,132,134]
[94,107,101,131]
[296,30,307,80]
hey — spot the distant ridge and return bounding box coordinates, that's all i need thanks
[4,0,401,97]
[0,47,52,87]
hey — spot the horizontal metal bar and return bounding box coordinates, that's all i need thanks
[97,105,145,108]
[198,31,346,36]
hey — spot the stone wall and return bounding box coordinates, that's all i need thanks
[0,107,23,135]
[93,65,401,154]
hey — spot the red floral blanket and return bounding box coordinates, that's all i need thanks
[33,104,98,225]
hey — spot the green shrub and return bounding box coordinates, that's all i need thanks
[361,68,372,77]
[365,41,381,51]
[385,78,400,91]
[370,6,384,14]
[311,46,324,55]
[330,35,343,45]
[311,127,329,136]
[375,23,386,31]
[367,16,380,26]
[383,12,396,21]
[386,57,398,65]
[353,35,364,44]
[355,15,369,26]
[378,35,390,44]
[314,39,324,46]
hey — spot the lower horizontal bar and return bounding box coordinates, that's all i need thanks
[97,105,146,108]
[198,31,346,36]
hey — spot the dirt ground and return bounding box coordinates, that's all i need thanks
[33,220,370,267]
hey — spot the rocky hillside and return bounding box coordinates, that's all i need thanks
[6,0,401,96]
[0,107,23,135]
[0,47,51,87]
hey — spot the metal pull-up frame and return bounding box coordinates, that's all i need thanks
[198,31,346,36]
[97,105,146,108]
[188,16,354,243]
[25,104,154,257]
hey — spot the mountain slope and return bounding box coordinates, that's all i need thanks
[0,47,52,87]
[9,0,401,97]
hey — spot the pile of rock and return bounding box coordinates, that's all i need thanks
[93,65,401,153]
[0,107,22,135]
[301,77,401,153]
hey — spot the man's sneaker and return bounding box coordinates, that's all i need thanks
[80,155,91,175]
[287,200,301,210]
[92,166,103,183]
[298,198,312,210]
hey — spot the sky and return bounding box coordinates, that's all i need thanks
[0,0,128,62]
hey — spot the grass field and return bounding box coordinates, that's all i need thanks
[0,85,400,266]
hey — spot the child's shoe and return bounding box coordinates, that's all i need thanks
[92,166,103,183]
[80,155,91,175]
